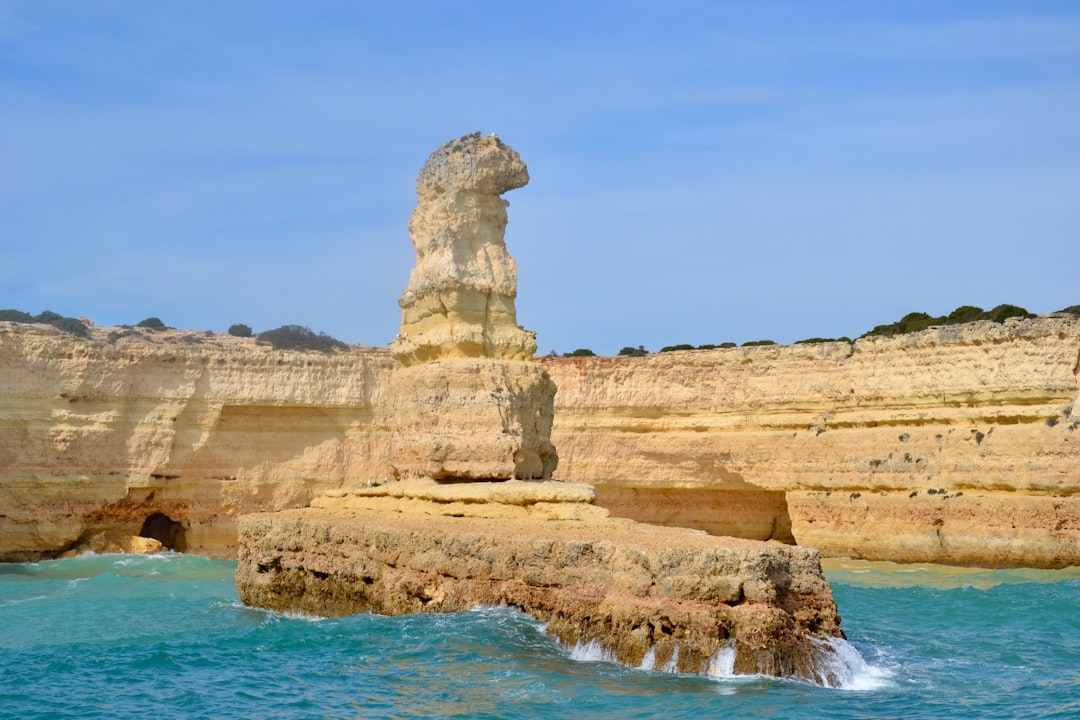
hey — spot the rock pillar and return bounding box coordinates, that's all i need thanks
[386,132,557,481]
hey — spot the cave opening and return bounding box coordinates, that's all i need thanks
[138,512,187,552]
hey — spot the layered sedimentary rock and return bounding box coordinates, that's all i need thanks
[235,482,848,683]
[541,315,1080,568]
[0,322,394,560]
[386,132,556,481]
[386,360,557,481]
[3,316,1078,567]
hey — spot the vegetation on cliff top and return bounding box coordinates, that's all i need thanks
[0,309,89,337]
[860,304,1036,338]
[256,324,348,352]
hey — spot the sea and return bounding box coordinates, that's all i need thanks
[1,553,1077,720]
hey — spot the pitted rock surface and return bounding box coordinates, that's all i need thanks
[391,132,537,366]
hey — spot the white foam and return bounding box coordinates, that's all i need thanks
[706,642,737,678]
[658,645,681,674]
[638,646,657,671]
[567,635,890,691]
[809,637,893,690]
[567,639,617,664]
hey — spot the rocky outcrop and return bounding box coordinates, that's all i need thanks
[385,132,556,482]
[541,316,1080,568]
[235,483,848,683]
[234,133,850,685]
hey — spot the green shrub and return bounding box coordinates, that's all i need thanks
[742,339,776,347]
[659,343,695,353]
[618,345,648,357]
[947,305,985,324]
[0,308,87,337]
[563,348,596,357]
[48,316,89,337]
[1056,305,1080,316]
[136,317,166,330]
[228,323,253,338]
[987,304,1033,323]
[256,325,348,352]
[0,309,34,322]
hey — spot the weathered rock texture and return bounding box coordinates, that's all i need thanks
[235,485,847,683]
[0,323,395,560]
[541,316,1080,568]
[4,316,1078,567]
[385,132,556,482]
[386,360,557,481]
[390,132,537,367]
[2,315,1080,569]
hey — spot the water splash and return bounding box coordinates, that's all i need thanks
[809,637,893,690]
[567,635,889,690]
[706,642,736,678]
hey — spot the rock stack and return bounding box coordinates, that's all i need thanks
[386,132,557,482]
[235,133,850,684]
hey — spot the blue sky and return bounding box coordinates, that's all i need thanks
[2,1,1077,355]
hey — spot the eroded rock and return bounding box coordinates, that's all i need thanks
[235,501,848,683]
[385,133,556,481]
[390,132,537,366]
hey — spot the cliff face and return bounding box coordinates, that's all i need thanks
[541,316,1080,568]
[3,315,1078,567]
[0,323,395,559]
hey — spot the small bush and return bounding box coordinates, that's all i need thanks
[136,317,167,330]
[742,339,776,347]
[618,345,648,357]
[563,348,596,357]
[228,323,253,338]
[795,337,851,345]
[1056,305,1080,316]
[659,343,695,353]
[256,325,348,352]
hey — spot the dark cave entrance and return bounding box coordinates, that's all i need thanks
[138,512,187,552]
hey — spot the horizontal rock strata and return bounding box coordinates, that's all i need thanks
[4,316,1078,567]
[0,323,395,560]
[541,316,1080,568]
[235,485,846,683]
[386,359,557,482]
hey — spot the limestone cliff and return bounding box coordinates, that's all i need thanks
[3,315,1077,567]
[541,315,1080,568]
[0,322,394,559]
[2,315,1080,569]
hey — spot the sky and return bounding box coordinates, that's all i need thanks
[2,1,1078,355]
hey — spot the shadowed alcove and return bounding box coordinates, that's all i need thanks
[139,512,187,552]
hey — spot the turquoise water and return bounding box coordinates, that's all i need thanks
[1,554,1078,719]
